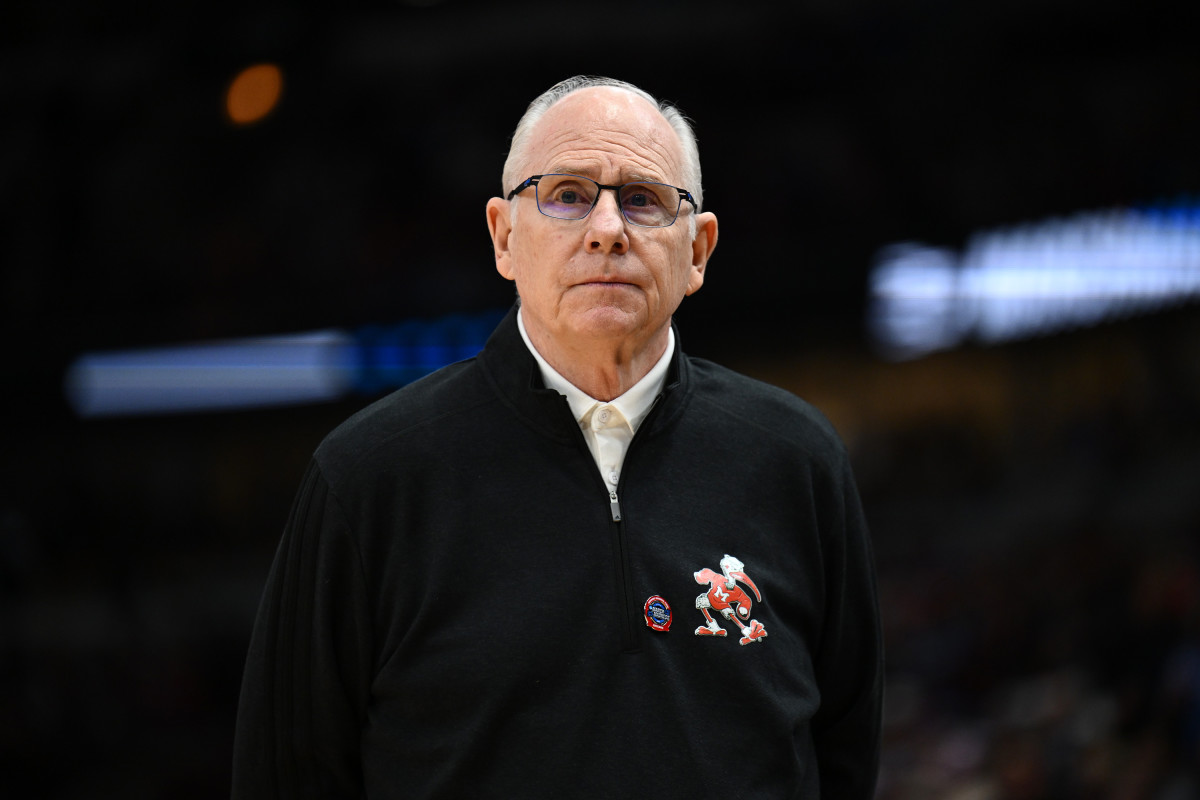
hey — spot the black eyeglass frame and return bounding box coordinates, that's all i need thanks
[505,174,699,228]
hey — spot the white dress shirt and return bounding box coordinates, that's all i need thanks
[517,308,673,492]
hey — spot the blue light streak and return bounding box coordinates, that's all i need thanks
[65,309,507,418]
[868,199,1200,360]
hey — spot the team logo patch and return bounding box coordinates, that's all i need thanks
[644,595,672,632]
[694,554,768,645]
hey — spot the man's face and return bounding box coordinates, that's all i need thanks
[486,87,718,360]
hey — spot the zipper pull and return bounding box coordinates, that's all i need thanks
[609,490,622,522]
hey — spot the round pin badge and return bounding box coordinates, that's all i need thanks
[644,595,672,632]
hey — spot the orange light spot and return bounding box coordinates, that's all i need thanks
[225,64,283,125]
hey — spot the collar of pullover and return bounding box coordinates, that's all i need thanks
[477,304,689,446]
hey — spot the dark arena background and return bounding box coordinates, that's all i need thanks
[5,2,1200,797]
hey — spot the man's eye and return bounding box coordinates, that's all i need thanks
[623,189,660,208]
[549,182,593,204]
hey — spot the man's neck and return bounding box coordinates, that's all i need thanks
[519,312,670,402]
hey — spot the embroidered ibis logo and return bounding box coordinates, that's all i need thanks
[694,554,768,645]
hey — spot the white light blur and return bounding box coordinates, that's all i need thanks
[868,243,962,360]
[65,330,357,417]
[869,204,1200,359]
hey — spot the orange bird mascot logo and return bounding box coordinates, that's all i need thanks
[693,554,768,645]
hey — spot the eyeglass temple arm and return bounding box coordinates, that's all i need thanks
[506,176,540,201]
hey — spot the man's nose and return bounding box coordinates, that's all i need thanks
[586,189,629,253]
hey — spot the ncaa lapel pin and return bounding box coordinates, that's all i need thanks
[643,595,672,632]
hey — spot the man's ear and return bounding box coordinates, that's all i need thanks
[685,211,718,296]
[486,197,515,281]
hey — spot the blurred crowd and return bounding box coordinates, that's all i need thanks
[876,514,1200,798]
[858,318,1200,799]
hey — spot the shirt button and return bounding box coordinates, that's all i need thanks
[597,407,612,424]
[609,471,619,485]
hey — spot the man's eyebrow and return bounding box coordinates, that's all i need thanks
[545,163,599,177]
[545,165,667,184]
[621,172,666,184]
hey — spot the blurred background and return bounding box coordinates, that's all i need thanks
[4,1,1200,797]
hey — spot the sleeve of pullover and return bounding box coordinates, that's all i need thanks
[232,459,373,799]
[812,453,884,799]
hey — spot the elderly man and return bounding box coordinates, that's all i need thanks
[233,76,882,798]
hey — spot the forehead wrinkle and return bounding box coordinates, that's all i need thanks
[545,155,672,184]
[534,128,683,185]
[523,89,686,186]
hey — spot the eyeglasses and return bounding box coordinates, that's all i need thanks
[506,173,697,228]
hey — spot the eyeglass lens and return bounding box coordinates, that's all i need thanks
[535,174,681,227]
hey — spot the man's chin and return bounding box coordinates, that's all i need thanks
[555,306,641,341]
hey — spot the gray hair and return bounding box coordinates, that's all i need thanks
[501,75,704,212]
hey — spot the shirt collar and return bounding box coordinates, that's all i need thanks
[517,307,673,433]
